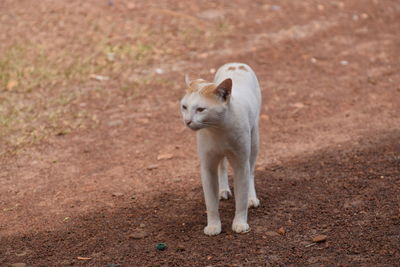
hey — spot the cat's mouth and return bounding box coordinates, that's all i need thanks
[186,124,202,131]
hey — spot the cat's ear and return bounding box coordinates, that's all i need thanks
[215,78,232,102]
[184,74,191,87]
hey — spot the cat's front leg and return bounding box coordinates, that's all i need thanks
[200,157,222,236]
[231,158,250,233]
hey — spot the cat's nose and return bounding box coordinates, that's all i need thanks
[185,120,192,126]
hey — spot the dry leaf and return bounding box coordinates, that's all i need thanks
[312,234,327,243]
[77,257,91,260]
[6,80,18,90]
[277,227,285,235]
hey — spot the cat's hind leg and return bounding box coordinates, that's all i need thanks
[248,126,260,208]
[218,157,232,200]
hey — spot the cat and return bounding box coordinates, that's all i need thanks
[180,63,261,235]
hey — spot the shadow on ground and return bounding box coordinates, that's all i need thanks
[1,130,399,266]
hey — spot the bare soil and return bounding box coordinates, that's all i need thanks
[1,0,399,266]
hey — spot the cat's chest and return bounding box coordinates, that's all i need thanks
[197,130,248,155]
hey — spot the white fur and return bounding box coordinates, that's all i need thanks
[180,63,261,235]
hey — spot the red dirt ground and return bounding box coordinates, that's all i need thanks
[1,0,399,266]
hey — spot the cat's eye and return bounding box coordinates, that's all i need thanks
[196,107,206,112]
[182,105,187,110]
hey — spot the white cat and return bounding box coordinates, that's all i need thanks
[180,63,261,235]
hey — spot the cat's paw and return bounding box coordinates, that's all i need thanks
[248,197,260,208]
[204,223,222,236]
[219,189,232,200]
[232,221,250,234]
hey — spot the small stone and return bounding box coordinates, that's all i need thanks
[209,68,216,74]
[108,119,123,127]
[157,154,174,160]
[197,9,225,20]
[155,68,164,74]
[308,257,319,264]
[156,243,168,251]
[15,251,28,257]
[90,74,110,81]
[312,234,327,243]
[271,5,281,11]
[126,3,136,9]
[112,192,124,197]
[176,245,186,252]
[106,53,115,62]
[11,263,27,267]
[129,230,148,239]
[197,52,208,59]
[277,227,285,235]
[139,223,146,228]
[291,102,305,109]
[136,118,149,124]
[340,60,349,65]
[146,164,158,170]
[310,57,317,63]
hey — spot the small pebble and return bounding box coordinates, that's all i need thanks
[129,230,148,239]
[90,74,110,81]
[11,263,27,267]
[271,5,281,11]
[146,164,158,170]
[155,68,164,74]
[340,60,349,65]
[157,154,174,160]
[176,245,186,252]
[107,119,123,127]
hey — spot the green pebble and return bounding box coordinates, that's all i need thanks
[156,243,167,251]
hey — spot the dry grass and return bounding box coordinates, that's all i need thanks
[0,0,232,156]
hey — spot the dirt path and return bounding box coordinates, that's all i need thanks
[1,0,399,266]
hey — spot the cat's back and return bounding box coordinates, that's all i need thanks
[214,63,260,98]
[214,63,261,110]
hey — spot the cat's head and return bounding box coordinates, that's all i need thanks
[180,75,232,131]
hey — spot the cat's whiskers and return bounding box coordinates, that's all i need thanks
[199,121,221,129]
